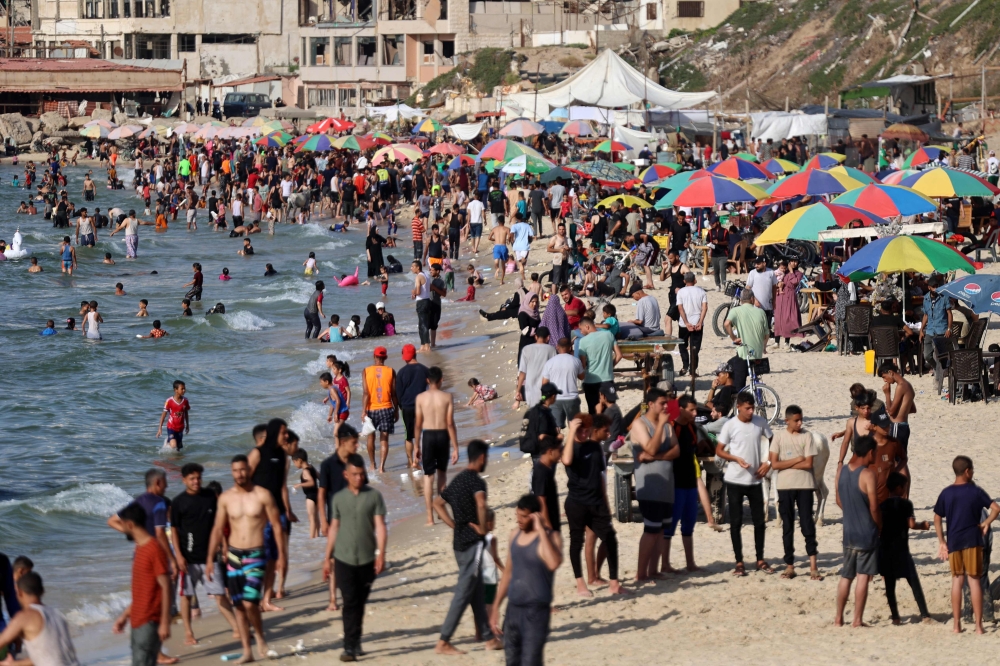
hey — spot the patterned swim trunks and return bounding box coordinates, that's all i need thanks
[226,547,265,604]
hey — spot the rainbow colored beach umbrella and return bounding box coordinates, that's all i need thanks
[593,140,632,153]
[802,153,845,171]
[448,154,477,170]
[707,156,772,180]
[825,165,879,185]
[760,158,800,175]
[837,235,976,281]
[639,164,679,183]
[598,194,652,209]
[831,184,937,217]
[756,202,885,245]
[560,120,596,137]
[499,118,544,138]
[412,118,443,133]
[479,138,546,163]
[650,169,712,190]
[255,131,293,147]
[428,142,464,155]
[767,169,863,197]
[372,143,423,165]
[879,169,921,185]
[734,152,758,162]
[899,167,999,198]
[902,146,948,169]
[655,175,767,209]
[364,132,393,146]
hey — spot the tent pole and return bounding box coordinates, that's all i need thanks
[533,62,540,121]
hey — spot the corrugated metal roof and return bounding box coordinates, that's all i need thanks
[0,58,178,72]
[0,58,183,92]
[213,74,280,87]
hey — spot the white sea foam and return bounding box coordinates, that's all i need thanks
[287,402,334,448]
[243,281,313,304]
[0,483,133,517]
[222,311,275,331]
[303,349,355,375]
[65,591,132,627]
[319,240,349,250]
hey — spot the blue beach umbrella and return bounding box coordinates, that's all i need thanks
[938,275,1000,315]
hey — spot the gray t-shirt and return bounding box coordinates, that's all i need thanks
[635,295,661,330]
[547,184,565,209]
[518,343,556,405]
[632,415,676,503]
[541,353,584,400]
[528,189,546,214]
[746,268,777,311]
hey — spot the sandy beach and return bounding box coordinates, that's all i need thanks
[122,224,1000,666]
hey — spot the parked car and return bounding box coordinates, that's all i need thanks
[223,92,272,118]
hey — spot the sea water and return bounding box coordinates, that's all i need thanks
[0,166,513,648]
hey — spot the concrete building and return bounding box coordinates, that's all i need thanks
[30,0,300,84]
[662,0,742,34]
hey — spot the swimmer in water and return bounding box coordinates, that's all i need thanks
[103,252,115,265]
[139,320,169,339]
[219,267,231,281]
[264,263,277,277]
[136,299,149,317]
[181,299,192,317]
[58,236,77,275]
[115,282,126,296]
[303,252,318,275]
[156,380,189,449]
[28,257,42,273]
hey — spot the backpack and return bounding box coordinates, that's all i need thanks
[519,405,539,456]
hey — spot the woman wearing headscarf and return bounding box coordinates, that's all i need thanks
[540,290,570,347]
[359,303,386,338]
[517,292,541,363]
[365,227,386,278]
[480,277,526,321]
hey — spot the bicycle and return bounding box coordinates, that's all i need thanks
[712,279,746,338]
[736,343,781,424]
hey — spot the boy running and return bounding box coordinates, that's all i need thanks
[157,380,190,451]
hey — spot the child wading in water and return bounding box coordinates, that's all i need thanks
[156,380,190,450]
[292,450,320,539]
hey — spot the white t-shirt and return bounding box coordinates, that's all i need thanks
[541,353,584,400]
[467,199,485,226]
[676,285,707,328]
[718,415,773,486]
[988,156,999,175]
[746,268,777,311]
[281,179,293,197]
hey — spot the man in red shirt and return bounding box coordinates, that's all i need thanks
[156,380,190,451]
[560,285,587,330]
[411,214,425,261]
[112,503,171,666]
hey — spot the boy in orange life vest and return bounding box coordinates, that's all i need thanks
[362,347,398,474]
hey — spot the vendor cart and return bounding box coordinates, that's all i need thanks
[614,335,682,392]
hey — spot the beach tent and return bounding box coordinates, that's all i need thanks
[507,49,715,119]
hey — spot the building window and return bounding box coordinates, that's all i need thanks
[135,34,171,59]
[133,0,143,17]
[339,87,358,109]
[676,1,703,17]
[83,0,103,18]
[334,37,352,66]
[422,41,434,65]
[357,36,376,65]
[441,40,454,65]
[308,88,337,107]
[646,2,657,20]
[123,0,130,17]
[124,34,133,57]
[382,35,403,66]
[178,34,196,52]
[357,0,372,21]
[439,0,447,19]
[146,0,155,16]
[161,0,169,16]
[309,37,329,65]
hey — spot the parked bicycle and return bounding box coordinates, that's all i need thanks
[712,279,746,337]
[736,343,781,424]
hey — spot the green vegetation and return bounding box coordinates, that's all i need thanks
[564,43,588,49]
[406,46,514,104]
[667,28,690,38]
[660,61,708,91]
[808,64,846,95]
[725,1,775,31]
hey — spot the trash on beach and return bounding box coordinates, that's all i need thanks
[221,654,244,662]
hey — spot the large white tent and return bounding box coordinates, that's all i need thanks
[507,49,715,120]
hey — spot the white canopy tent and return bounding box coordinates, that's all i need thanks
[507,49,715,121]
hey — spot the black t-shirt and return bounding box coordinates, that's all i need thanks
[880,496,914,552]
[396,362,429,410]
[565,440,606,506]
[528,189,546,214]
[672,422,698,489]
[318,453,348,514]
[712,385,735,415]
[488,189,506,214]
[603,404,624,450]
[441,469,487,551]
[171,489,217,562]
[708,226,729,258]
[531,460,561,530]
[341,182,356,202]
[669,220,690,252]
[591,217,607,245]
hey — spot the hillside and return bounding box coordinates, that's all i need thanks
[656,0,1000,113]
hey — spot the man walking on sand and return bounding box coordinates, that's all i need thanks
[248,419,294,613]
[488,216,511,285]
[323,454,387,662]
[716,393,774,576]
[433,440,503,655]
[415,366,459,526]
[834,435,879,628]
[362,346,398,474]
[206,454,286,663]
[934,455,1000,634]
[317,424,363,612]
[396,344,429,470]
[112,503,172,666]
[879,361,915,455]
[489,494,562,666]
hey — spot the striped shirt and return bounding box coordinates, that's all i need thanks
[131,540,169,628]
[411,217,424,243]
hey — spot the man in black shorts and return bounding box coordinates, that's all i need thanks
[395,344,429,469]
[415,366,459,525]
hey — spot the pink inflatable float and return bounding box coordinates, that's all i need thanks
[336,267,359,287]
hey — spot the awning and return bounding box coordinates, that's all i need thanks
[0,58,182,93]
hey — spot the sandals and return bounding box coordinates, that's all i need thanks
[732,562,747,577]
[756,561,775,574]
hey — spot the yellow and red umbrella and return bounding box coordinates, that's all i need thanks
[372,143,423,165]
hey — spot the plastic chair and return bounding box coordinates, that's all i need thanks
[726,239,749,276]
[843,304,872,354]
[870,325,902,376]
[965,317,988,350]
[948,348,987,404]
[972,227,1000,264]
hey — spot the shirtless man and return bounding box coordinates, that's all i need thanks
[206,455,285,664]
[487,217,511,286]
[414,366,460,525]
[832,392,873,468]
[546,224,570,295]
[878,360,916,453]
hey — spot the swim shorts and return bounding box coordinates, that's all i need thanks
[80,233,95,246]
[637,500,672,534]
[166,429,184,450]
[63,260,73,269]
[183,562,225,597]
[368,407,396,435]
[493,245,509,262]
[514,251,528,262]
[226,547,265,603]
[469,223,483,239]
[421,429,451,475]
[263,514,290,562]
[402,407,416,441]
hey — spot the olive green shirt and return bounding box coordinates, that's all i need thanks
[332,486,387,566]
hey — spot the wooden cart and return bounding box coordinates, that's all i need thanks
[614,335,682,393]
